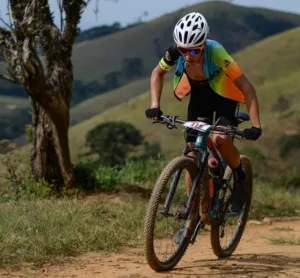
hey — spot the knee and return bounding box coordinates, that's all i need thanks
[212,134,231,148]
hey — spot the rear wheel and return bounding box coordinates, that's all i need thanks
[144,156,199,271]
[210,155,253,258]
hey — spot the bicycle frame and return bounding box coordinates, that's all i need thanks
[162,127,239,223]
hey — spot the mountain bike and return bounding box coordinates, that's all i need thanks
[144,113,253,271]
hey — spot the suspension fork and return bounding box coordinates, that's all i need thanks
[162,168,183,216]
[182,150,209,219]
[161,146,191,215]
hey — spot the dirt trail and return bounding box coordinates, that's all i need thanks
[2,218,300,278]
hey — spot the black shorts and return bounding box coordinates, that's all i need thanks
[186,80,239,142]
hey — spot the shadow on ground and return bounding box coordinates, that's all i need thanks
[169,253,300,277]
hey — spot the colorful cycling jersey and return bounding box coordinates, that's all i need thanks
[159,39,245,103]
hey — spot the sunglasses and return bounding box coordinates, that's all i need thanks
[177,45,204,55]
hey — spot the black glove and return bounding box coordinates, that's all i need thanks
[242,126,262,140]
[145,107,163,119]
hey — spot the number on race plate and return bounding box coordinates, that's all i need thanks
[183,121,211,131]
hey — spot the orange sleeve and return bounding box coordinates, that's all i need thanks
[212,44,243,81]
[225,61,243,81]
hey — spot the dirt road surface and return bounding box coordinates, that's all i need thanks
[1,217,300,278]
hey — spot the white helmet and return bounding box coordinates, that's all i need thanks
[173,12,209,48]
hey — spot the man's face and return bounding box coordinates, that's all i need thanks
[177,44,205,64]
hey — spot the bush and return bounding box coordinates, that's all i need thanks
[119,156,167,186]
[73,156,167,192]
[273,173,300,189]
[1,155,54,201]
[279,134,300,158]
[271,95,291,112]
[74,161,120,192]
[86,121,144,166]
[280,134,300,158]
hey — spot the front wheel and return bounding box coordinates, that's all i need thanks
[144,156,199,271]
[210,155,253,258]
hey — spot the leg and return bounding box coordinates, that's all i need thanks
[212,129,240,169]
[215,101,246,212]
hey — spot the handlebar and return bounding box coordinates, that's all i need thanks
[153,114,244,137]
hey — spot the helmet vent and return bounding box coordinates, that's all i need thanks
[201,22,204,29]
[180,22,184,29]
[189,34,195,43]
[186,15,190,20]
[195,33,205,45]
[184,31,188,43]
[192,25,198,31]
[179,32,182,42]
[187,21,192,27]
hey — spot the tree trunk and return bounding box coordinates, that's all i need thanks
[31,98,74,187]
[0,0,86,188]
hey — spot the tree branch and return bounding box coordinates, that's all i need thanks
[0,73,19,84]
[57,0,64,32]
[62,0,87,55]
[0,14,11,30]
[0,4,47,100]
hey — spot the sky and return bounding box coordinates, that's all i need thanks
[0,0,300,31]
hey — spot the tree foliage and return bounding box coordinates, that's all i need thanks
[86,122,144,166]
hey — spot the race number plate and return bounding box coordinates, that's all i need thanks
[183,121,211,131]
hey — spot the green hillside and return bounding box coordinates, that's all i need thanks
[69,1,300,124]
[70,77,153,125]
[72,1,300,83]
[69,27,300,177]
[0,96,31,140]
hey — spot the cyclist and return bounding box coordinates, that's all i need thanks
[145,12,262,213]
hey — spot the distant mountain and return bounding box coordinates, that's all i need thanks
[75,22,143,44]
[71,1,300,83]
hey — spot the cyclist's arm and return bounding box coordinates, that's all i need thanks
[150,65,168,108]
[212,44,262,129]
[150,44,180,108]
[234,74,261,129]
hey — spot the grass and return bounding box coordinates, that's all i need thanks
[0,198,147,265]
[0,155,299,265]
[250,182,300,220]
[271,227,294,232]
[268,235,300,245]
[0,178,298,265]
